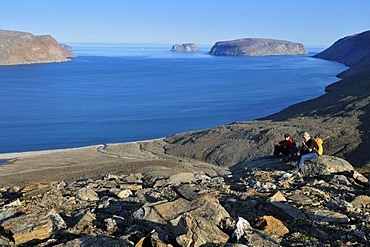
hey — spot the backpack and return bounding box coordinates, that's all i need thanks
[314,137,323,155]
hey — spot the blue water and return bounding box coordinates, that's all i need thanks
[0,44,346,153]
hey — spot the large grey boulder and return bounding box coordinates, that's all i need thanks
[300,155,369,186]
[169,213,230,246]
[300,155,354,177]
[208,38,307,56]
[309,209,350,224]
[134,193,229,225]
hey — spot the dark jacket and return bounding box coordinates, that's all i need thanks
[301,138,318,154]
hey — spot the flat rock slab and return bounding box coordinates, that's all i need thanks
[309,209,350,224]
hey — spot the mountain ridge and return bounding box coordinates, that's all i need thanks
[0,29,75,65]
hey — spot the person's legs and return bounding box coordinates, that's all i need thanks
[273,145,282,156]
[296,152,318,170]
[286,147,299,162]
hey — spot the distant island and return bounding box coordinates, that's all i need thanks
[0,29,75,65]
[171,43,198,52]
[208,38,307,56]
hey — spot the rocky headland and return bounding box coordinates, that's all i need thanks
[313,30,370,78]
[0,29,75,65]
[171,43,198,52]
[208,38,307,56]
[1,30,370,246]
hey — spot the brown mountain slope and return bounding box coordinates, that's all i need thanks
[0,29,75,65]
[164,31,370,168]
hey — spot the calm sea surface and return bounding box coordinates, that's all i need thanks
[0,44,346,153]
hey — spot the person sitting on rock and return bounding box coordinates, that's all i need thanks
[295,132,319,171]
[273,133,295,158]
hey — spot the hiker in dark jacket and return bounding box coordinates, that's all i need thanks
[273,133,295,157]
[296,132,318,171]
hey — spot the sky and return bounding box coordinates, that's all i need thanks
[1,0,370,47]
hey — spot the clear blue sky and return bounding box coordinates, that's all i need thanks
[1,0,369,47]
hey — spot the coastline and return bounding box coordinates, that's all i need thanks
[0,138,165,160]
[0,145,102,160]
[0,59,354,187]
[0,137,228,188]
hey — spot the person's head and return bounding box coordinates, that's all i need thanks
[302,132,310,141]
[284,133,290,139]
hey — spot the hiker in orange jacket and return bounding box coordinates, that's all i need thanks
[296,132,319,171]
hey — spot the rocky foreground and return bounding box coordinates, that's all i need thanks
[0,29,74,65]
[0,154,369,246]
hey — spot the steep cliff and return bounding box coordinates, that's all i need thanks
[313,30,370,78]
[208,38,307,56]
[0,29,75,65]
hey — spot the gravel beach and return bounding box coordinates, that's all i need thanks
[0,139,228,188]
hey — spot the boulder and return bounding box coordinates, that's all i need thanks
[350,195,370,209]
[300,155,354,177]
[1,210,65,245]
[77,187,99,201]
[69,210,96,232]
[115,189,133,199]
[266,201,307,221]
[309,209,350,224]
[154,172,196,187]
[249,181,276,192]
[169,213,229,246]
[254,215,289,240]
[232,217,252,241]
[267,191,287,202]
[231,217,280,246]
[134,193,229,226]
[153,193,229,224]
[57,235,132,247]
